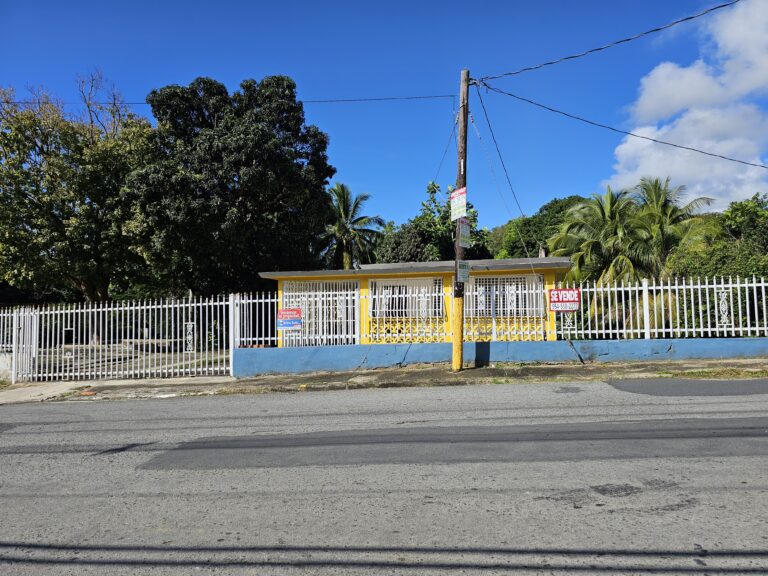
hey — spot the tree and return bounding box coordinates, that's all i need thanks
[633,177,717,277]
[374,182,491,263]
[667,193,768,279]
[548,187,647,283]
[323,183,383,269]
[125,76,336,294]
[497,195,583,259]
[0,75,152,301]
[721,192,768,251]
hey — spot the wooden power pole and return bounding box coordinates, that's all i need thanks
[452,69,470,372]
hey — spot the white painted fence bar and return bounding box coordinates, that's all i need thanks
[2,295,232,382]
[557,276,768,340]
[1,275,766,382]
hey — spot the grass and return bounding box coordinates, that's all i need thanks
[0,379,9,390]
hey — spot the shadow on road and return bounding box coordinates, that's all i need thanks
[0,541,766,572]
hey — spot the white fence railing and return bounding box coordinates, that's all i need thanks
[2,296,234,383]
[556,277,768,340]
[1,276,766,383]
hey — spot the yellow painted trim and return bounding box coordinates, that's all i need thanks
[359,278,370,345]
[268,267,566,283]
[543,271,557,341]
[276,280,283,348]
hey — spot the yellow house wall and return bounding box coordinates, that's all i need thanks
[273,268,564,345]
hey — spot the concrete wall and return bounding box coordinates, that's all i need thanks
[233,337,768,377]
[0,352,11,382]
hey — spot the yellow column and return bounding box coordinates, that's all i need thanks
[359,278,369,344]
[442,274,452,343]
[544,271,557,341]
[452,292,464,370]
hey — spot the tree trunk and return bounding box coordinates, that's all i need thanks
[342,249,352,270]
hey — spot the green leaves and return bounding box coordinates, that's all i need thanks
[549,178,718,283]
[126,76,336,294]
[373,182,491,263]
[0,82,151,300]
[323,183,384,269]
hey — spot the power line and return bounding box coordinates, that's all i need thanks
[433,112,458,184]
[478,0,742,82]
[472,86,544,265]
[473,87,531,220]
[469,111,539,265]
[5,94,456,107]
[479,83,768,170]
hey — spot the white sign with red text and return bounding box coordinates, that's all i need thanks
[450,187,467,221]
[549,288,580,312]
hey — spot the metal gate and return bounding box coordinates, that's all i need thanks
[281,280,360,346]
[9,296,234,382]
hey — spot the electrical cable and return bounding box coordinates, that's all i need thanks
[469,111,540,270]
[478,0,742,82]
[478,83,768,170]
[5,94,456,107]
[472,87,546,269]
[433,112,459,184]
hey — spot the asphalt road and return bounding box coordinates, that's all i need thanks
[1,378,768,575]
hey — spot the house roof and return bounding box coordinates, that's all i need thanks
[259,258,572,279]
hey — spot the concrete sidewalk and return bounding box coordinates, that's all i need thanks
[1,357,766,405]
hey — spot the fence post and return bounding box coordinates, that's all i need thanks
[642,279,651,340]
[10,308,18,385]
[228,293,237,377]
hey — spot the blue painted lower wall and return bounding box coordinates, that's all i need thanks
[233,337,768,377]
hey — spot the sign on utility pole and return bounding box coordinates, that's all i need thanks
[452,69,470,373]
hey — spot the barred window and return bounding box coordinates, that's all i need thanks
[369,278,444,318]
[467,275,544,317]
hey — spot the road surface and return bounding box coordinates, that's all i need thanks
[1,378,767,574]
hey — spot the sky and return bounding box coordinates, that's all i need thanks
[1,0,767,229]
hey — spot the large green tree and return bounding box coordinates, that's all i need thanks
[323,183,383,269]
[494,195,584,259]
[125,76,335,294]
[374,182,490,263]
[549,187,647,283]
[634,177,717,277]
[667,193,768,278]
[0,77,152,301]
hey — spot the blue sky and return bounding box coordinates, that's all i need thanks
[2,0,766,229]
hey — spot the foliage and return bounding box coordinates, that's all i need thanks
[667,193,768,279]
[550,178,716,283]
[125,76,335,294]
[374,182,491,263]
[0,76,152,301]
[323,183,383,269]
[721,192,768,251]
[549,187,647,283]
[666,239,768,279]
[632,177,717,277]
[497,196,584,259]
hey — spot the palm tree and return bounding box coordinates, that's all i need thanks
[549,187,649,283]
[324,183,384,270]
[634,177,716,277]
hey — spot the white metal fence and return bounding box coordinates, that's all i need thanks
[556,277,768,340]
[3,296,234,383]
[1,276,766,383]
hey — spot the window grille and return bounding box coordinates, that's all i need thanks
[369,278,444,319]
[467,275,544,317]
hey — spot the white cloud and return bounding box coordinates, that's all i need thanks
[606,0,768,209]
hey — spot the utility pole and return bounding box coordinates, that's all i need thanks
[452,69,470,372]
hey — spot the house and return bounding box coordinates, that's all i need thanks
[259,258,571,347]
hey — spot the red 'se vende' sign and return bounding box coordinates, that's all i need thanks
[549,288,580,312]
[277,308,301,320]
